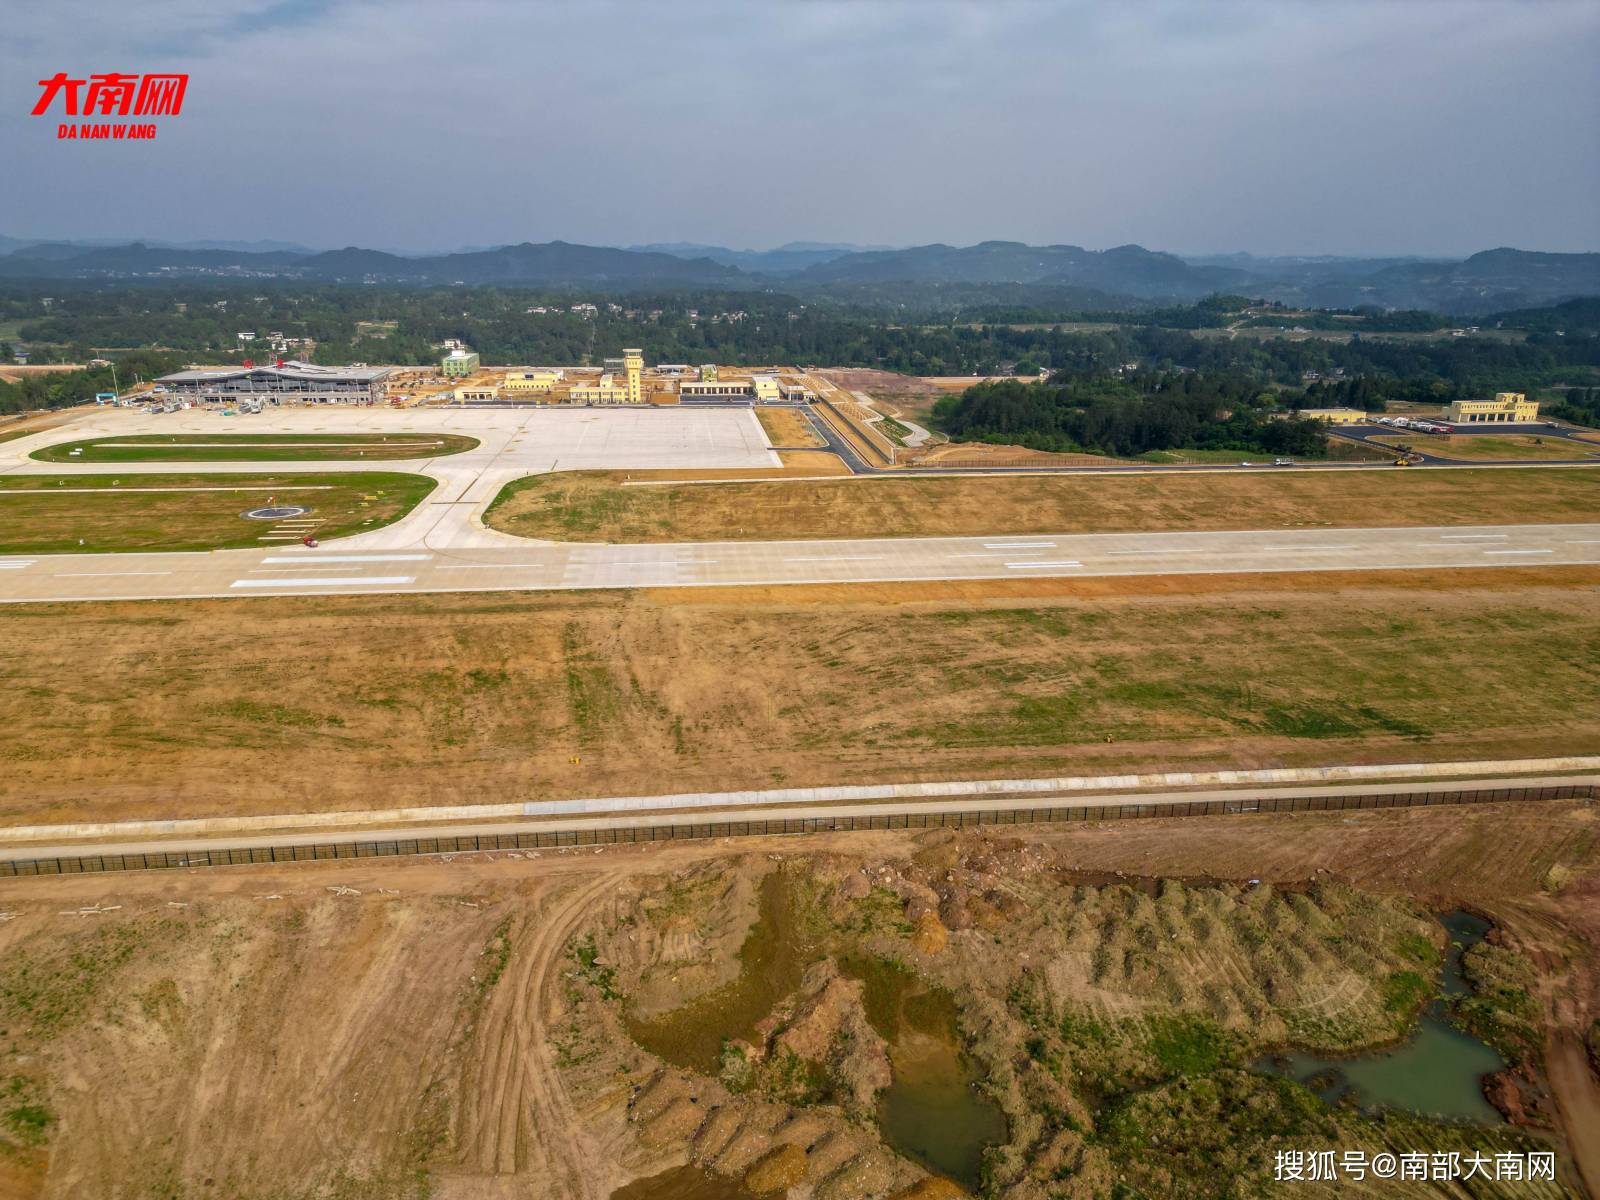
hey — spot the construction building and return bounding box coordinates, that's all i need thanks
[1298,407,1369,425]
[441,348,480,377]
[570,373,629,404]
[502,369,564,394]
[157,361,393,405]
[1448,392,1539,424]
[680,378,755,399]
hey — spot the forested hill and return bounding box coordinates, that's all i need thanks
[934,373,1331,459]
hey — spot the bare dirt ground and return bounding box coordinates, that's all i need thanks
[814,371,946,422]
[483,466,1600,545]
[1,800,1595,1199]
[1,571,1597,828]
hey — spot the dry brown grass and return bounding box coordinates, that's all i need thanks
[755,407,825,448]
[485,465,1600,544]
[2,572,1597,828]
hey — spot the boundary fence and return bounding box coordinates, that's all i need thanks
[2,783,1593,879]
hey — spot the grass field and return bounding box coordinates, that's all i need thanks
[1371,434,1600,462]
[485,465,1600,544]
[31,432,479,463]
[0,471,434,553]
[1,570,1595,826]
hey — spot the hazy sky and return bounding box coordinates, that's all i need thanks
[3,0,1596,256]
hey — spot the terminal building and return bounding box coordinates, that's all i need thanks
[1447,392,1539,424]
[157,361,393,405]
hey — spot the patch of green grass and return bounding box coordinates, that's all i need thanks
[1147,1015,1243,1078]
[0,470,435,554]
[33,432,478,463]
[1380,969,1433,1018]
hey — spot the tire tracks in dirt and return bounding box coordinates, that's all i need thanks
[453,871,620,1199]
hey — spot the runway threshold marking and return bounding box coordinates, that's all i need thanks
[231,576,417,588]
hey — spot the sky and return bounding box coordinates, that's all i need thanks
[2,0,1597,257]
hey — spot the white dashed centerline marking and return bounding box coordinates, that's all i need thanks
[260,554,432,563]
[55,570,171,577]
[783,556,883,563]
[1482,549,1553,556]
[1005,561,1082,569]
[1440,534,1509,540]
[983,542,1055,549]
[232,576,416,588]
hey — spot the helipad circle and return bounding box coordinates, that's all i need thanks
[242,505,311,521]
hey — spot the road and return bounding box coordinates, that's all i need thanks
[3,771,1594,864]
[1,521,1597,603]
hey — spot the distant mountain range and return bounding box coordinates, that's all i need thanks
[0,236,1593,314]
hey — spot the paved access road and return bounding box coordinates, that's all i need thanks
[1,521,1596,604]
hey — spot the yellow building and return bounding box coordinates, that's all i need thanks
[1298,407,1369,424]
[751,373,781,402]
[1448,392,1539,424]
[454,384,498,402]
[624,348,643,405]
[502,369,564,393]
[570,373,629,405]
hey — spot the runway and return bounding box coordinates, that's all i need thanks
[4,406,1600,603]
[1,521,1596,604]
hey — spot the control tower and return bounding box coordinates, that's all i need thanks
[623,348,644,405]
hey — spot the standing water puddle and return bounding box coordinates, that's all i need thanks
[624,872,1006,1187]
[842,954,1008,1189]
[1256,910,1506,1122]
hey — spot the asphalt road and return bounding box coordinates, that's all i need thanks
[1,521,1596,604]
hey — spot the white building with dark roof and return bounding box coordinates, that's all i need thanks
[157,361,393,405]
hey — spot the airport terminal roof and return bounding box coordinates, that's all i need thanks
[159,361,393,383]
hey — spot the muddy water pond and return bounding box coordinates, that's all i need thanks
[1256,910,1506,1123]
[840,954,1008,1189]
[625,871,815,1075]
[609,1164,749,1200]
[624,872,1006,1187]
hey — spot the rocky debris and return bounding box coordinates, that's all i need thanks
[838,871,871,901]
[1483,1068,1555,1128]
[768,962,892,1113]
[911,911,949,956]
[890,1179,968,1200]
[939,888,973,931]
[744,1142,808,1193]
[904,895,935,924]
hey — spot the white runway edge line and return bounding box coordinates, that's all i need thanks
[6,754,1596,845]
[231,576,416,588]
[983,542,1055,549]
[55,571,171,578]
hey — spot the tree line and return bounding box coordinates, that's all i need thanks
[934,372,1333,458]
